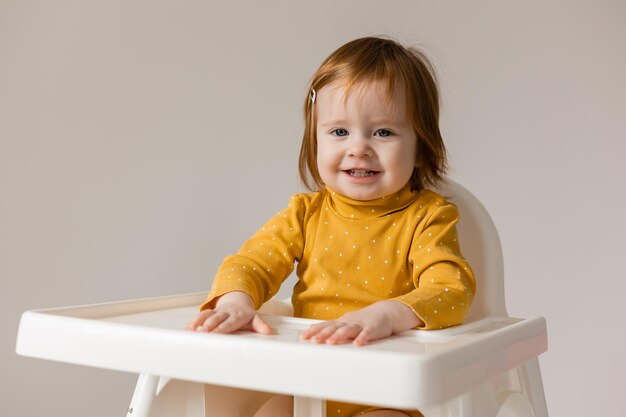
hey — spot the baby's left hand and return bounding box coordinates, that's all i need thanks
[299,300,421,346]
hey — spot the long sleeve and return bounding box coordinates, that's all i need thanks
[200,194,307,311]
[392,202,476,329]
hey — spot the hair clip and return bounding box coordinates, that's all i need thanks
[310,88,316,104]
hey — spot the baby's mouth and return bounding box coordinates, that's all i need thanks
[345,169,379,177]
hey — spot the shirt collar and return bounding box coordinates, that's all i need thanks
[325,184,418,219]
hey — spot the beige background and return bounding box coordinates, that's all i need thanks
[2,1,625,416]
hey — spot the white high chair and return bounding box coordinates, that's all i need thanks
[16,180,548,417]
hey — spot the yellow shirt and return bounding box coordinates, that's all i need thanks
[202,184,475,330]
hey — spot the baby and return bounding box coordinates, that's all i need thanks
[187,36,476,417]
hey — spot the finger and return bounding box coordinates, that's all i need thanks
[185,309,214,331]
[326,324,362,345]
[310,323,345,343]
[300,322,335,340]
[212,311,252,333]
[299,323,323,340]
[250,314,273,335]
[353,327,377,346]
[199,311,230,332]
[185,310,211,331]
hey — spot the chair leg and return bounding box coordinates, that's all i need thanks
[420,393,474,417]
[421,379,501,417]
[128,376,207,417]
[294,396,326,417]
[422,358,548,417]
[517,358,549,417]
[127,374,159,417]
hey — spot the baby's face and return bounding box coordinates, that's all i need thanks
[315,80,417,201]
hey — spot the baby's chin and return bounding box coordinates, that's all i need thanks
[335,186,394,201]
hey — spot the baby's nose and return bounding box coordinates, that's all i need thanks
[347,137,374,157]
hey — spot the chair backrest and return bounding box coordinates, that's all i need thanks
[434,180,507,320]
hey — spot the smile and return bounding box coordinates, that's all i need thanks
[345,169,379,177]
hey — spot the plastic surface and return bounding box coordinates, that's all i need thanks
[436,180,507,320]
[126,374,158,417]
[16,292,546,409]
[15,180,549,416]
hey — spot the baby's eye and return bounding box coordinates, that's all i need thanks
[331,128,349,137]
[375,129,393,137]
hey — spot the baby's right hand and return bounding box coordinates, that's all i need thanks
[185,291,272,335]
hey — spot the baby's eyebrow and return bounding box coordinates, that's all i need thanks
[318,119,403,127]
[369,119,401,126]
[318,120,350,127]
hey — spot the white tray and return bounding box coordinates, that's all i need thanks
[16,292,547,409]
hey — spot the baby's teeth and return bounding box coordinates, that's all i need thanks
[349,169,374,177]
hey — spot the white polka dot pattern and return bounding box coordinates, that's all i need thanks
[201,185,476,330]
